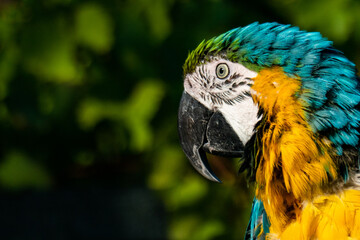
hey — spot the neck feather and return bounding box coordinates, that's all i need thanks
[251,67,338,232]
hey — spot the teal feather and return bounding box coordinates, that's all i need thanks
[245,198,269,240]
[184,22,360,155]
[183,21,360,240]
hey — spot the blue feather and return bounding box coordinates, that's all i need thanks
[184,22,360,154]
[245,198,269,240]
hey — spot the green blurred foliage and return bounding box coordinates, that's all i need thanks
[75,3,114,53]
[77,80,164,151]
[269,0,360,44]
[0,151,51,189]
[0,0,359,239]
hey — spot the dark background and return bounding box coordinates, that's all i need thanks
[0,0,359,239]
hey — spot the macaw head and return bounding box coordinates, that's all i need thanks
[178,22,360,194]
[178,54,260,182]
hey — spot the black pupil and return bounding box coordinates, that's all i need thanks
[219,67,224,74]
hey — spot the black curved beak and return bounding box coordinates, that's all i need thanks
[178,92,244,182]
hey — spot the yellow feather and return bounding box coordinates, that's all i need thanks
[250,67,360,238]
[251,67,338,233]
[279,189,360,239]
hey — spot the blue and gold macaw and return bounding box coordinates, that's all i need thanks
[178,22,360,239]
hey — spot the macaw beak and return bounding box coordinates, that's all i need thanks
[178,92,245,182]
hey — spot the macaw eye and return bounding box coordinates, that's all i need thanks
[216,63,229,79]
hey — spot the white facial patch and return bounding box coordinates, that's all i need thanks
[184,58,261,145]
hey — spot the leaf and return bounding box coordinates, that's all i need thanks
[75,3,114,53]
[0,151,52,190]
[21,17,82,83]
[77,80,165,152]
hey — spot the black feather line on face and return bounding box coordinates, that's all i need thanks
[193,75,203,85]
[232,81,247,88]
[208,91,251,105]
[198,65,207,82]
[224,73,242,84]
